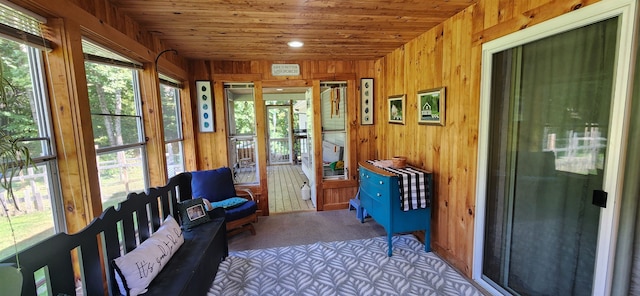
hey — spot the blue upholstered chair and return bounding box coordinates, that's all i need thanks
[188,167,258,236]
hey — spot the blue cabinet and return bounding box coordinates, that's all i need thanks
[358,161,432,256]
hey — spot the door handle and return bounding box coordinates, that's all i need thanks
[592,190,607,208]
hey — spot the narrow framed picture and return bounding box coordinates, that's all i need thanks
[360,78,374,125]
[417,87,445,126]
[195,80,214,132]
[388,94,405,124]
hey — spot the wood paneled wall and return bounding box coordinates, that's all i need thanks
[44,18,102,233]
[188,60,376,214]
[374,0,603,277]
[65,0,188,78]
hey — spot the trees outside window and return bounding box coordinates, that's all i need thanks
[160,82,185,177]
[85,61,147,209]
[0,38,62,259]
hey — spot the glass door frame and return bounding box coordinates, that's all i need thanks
[225,83,259,184]
[266,104,294,164]
[473,0,638,295]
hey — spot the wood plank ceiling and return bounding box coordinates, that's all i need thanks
[107,0,477,61]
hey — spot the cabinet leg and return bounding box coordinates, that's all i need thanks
[424,227,431,252]
[424,220,431,252]
[387,234,393,257]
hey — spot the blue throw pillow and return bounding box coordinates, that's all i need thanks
[211,197,248,209]
[191,167,236,202]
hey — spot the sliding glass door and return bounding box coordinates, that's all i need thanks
[483,17,617,295]
[476,1,637,294]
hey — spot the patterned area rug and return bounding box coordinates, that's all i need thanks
[209,235,483,296]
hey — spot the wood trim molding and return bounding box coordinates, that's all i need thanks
[139,64,168,186]
[310,73,357,81]
[321,180,358,189]
[45,18,102,231]
[180,83,199,172]
[253,81,270,216]
[261,79,311,88]
[16,0,187,79]
[472,0,601,47]
[323,203,350,211]
[212,74,262,82]
[312,80,324,210]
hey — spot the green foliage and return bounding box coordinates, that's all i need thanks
[0,130,33,268]
[268,107,289,138]
[1,38,39,270]
[0,39,37,138]
[0,130,34,210]
[0,38,35,208]
[161,85,179,140]
[85,62,139,147]
[420,94,440,113]
[0,53,4,104]
[233,100,256,135]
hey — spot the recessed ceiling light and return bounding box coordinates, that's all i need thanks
[276,88,284,91]
[287,41,304,48]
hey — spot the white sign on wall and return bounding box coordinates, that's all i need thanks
[271,64,300,76]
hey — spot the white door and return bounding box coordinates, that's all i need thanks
[267,105,292,164]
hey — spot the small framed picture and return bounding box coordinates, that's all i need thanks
[388,94,405,124]
[417,87,445,126]
[187,204,206,221]
[178,198,211,229]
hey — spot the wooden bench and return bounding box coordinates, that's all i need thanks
[1,173,228,295]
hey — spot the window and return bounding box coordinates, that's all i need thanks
[160,77,185,177]
[225,83,258,184]
[320,82,347,179]
[83,40,147,209]
[0,6,62,259]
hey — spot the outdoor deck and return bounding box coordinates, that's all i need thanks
[236,164,314,214]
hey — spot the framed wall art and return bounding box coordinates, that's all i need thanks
[196,80,214,132]
[387,94,405,124]
[178,198,211,229]
[417,87,445,126]
[360,78,374,125]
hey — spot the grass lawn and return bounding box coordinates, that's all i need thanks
[0,175,145,261]
[0,211,54,260]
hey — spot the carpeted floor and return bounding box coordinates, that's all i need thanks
[210,235,484,296]
[227,209,387,251]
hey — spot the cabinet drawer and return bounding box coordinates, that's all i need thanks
[360,184,386,202]
[360,185,385,218]
[360,169,392,191]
